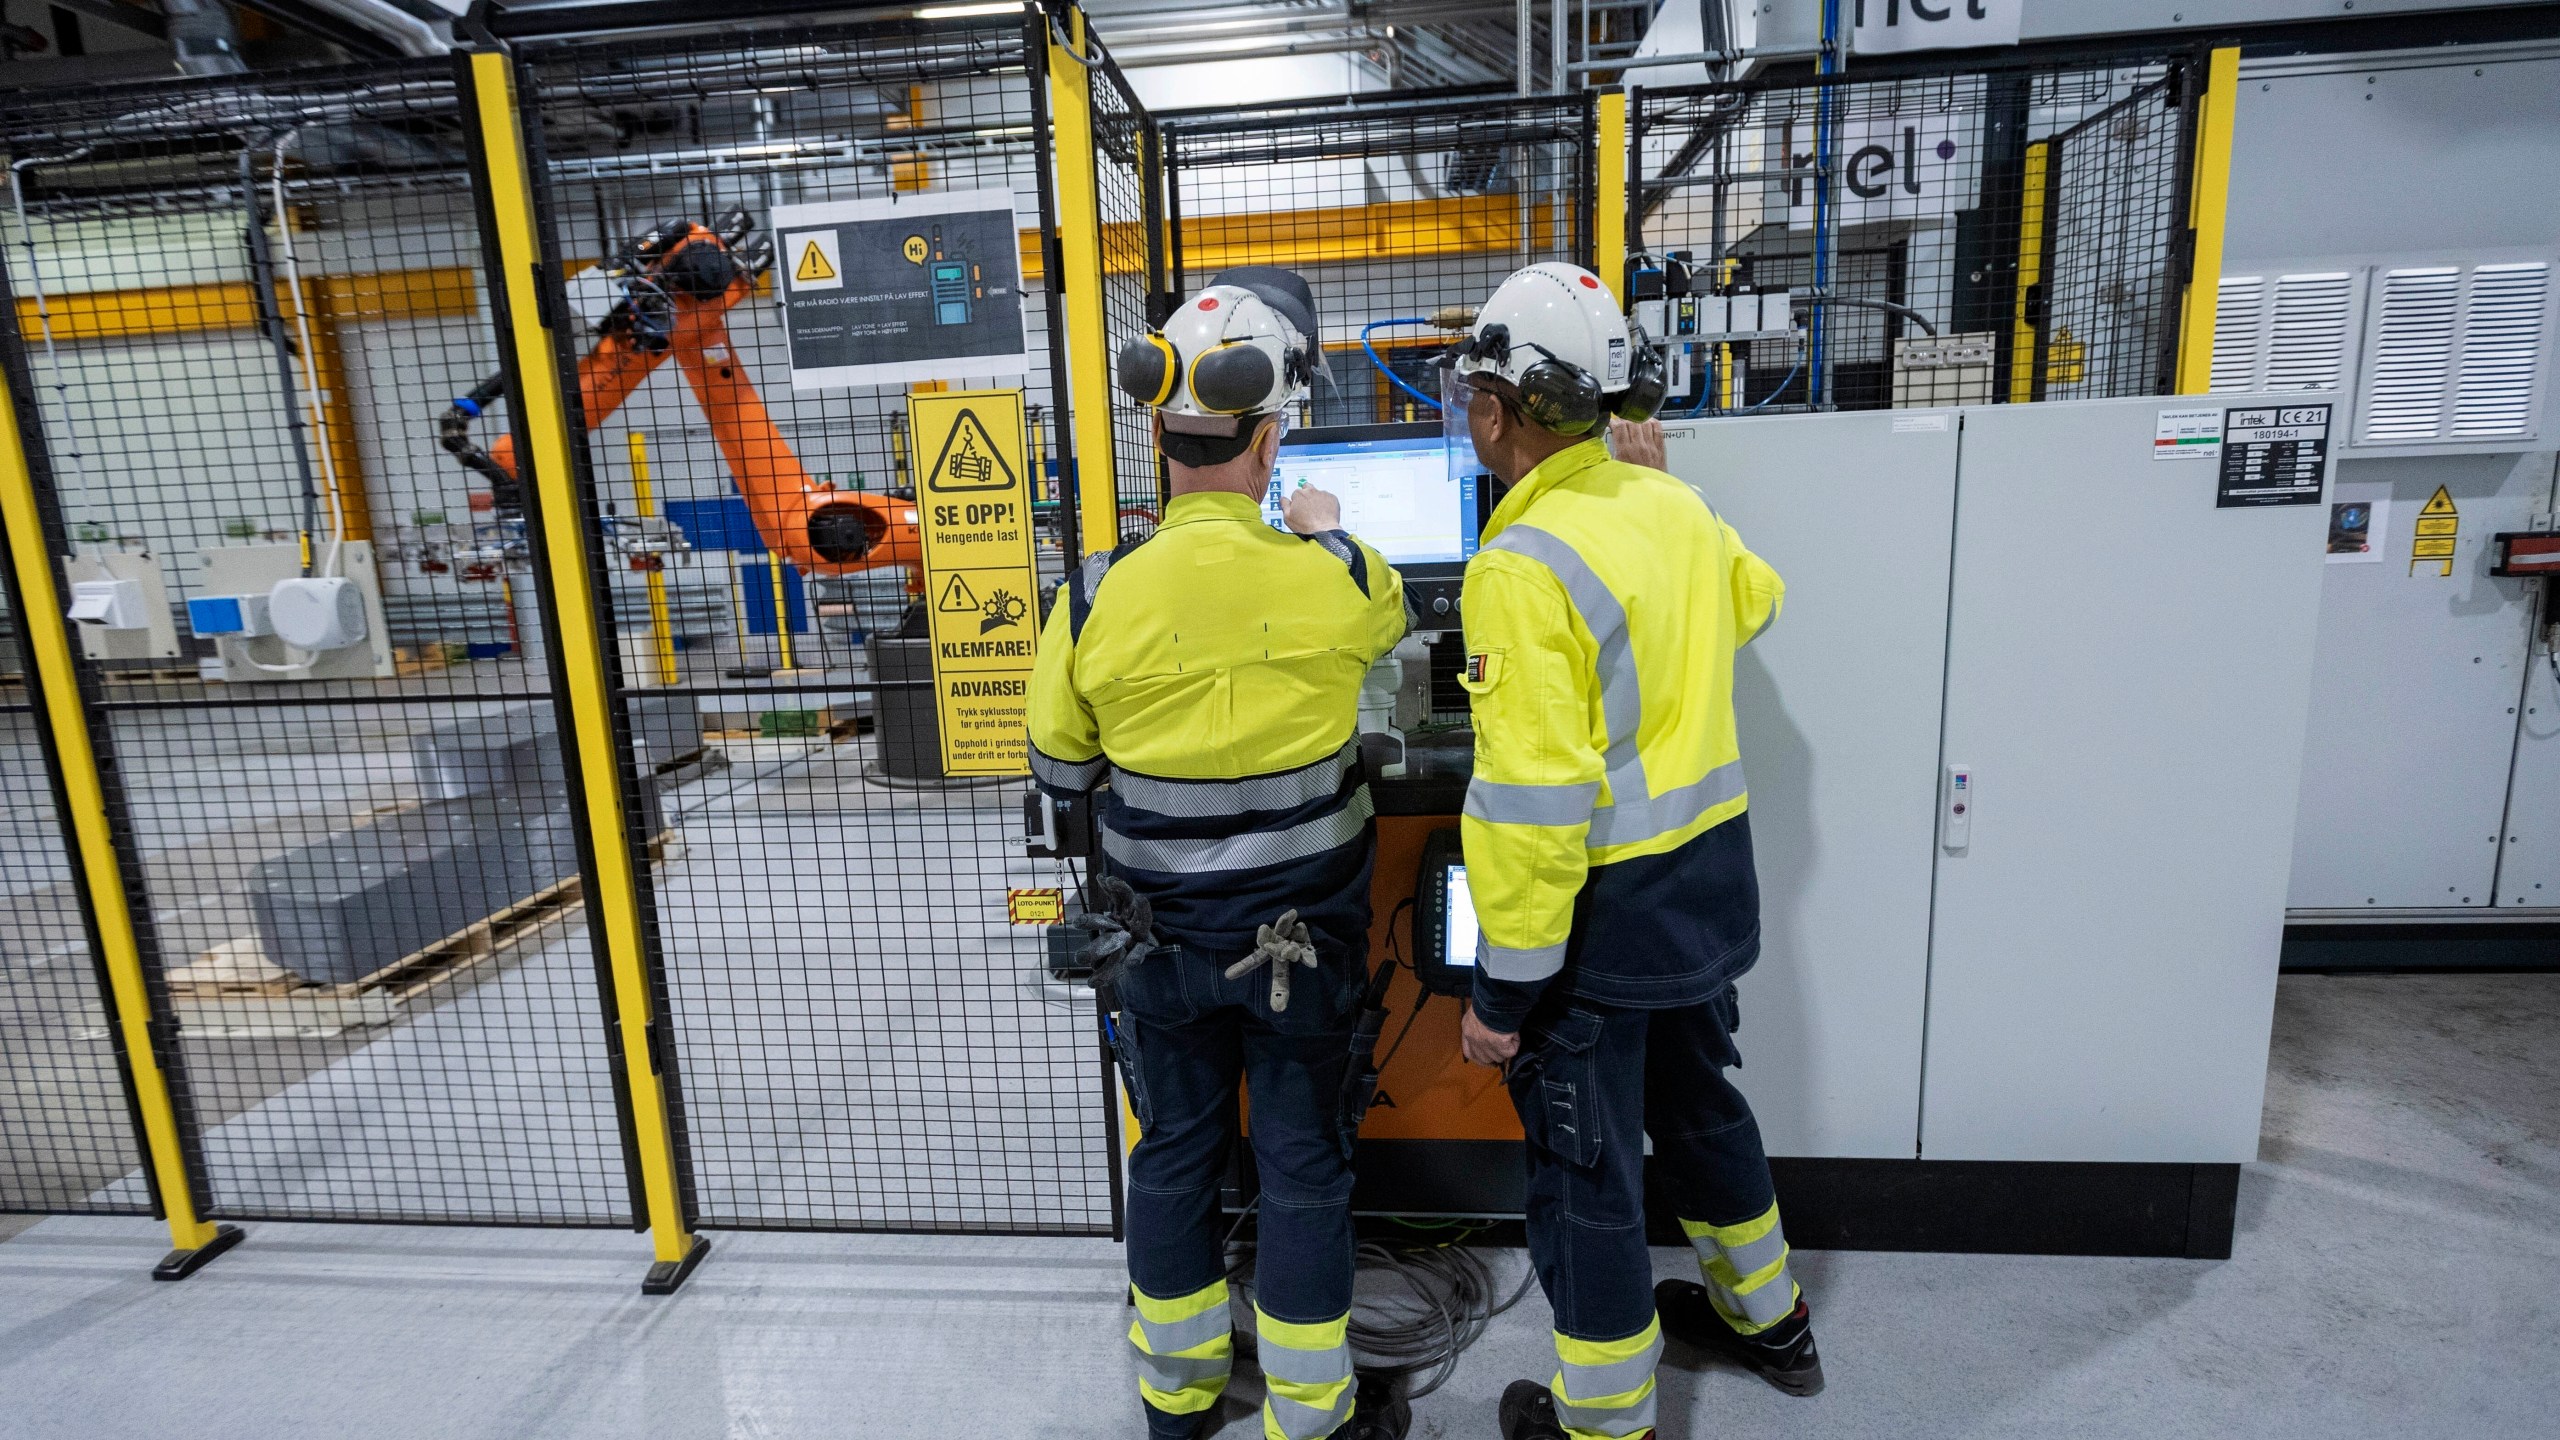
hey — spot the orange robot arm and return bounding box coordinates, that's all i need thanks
[446,222,918,577]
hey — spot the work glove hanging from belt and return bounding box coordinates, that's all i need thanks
[1078,875,1158,988]
[1225,908,1320,1011]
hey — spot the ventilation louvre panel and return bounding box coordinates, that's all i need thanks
[2263,272,2355,392]
[2358,267,2461,443]
[2209,276,2264,393]
[2449,262,2549,438]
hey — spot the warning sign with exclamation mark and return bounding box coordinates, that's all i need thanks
[770,190,1030,391]
[783,230,841,292]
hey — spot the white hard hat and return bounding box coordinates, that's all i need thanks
[1451,262,1664,434]
[1116,283,1314,437]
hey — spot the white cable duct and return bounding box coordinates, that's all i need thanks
[238,130,354,677]
[271,130,346,582]
[285,0,453,56]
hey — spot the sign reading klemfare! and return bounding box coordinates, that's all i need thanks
[911,388,1038,775]
[773,189,1030,390]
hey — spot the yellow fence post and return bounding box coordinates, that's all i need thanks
[2175,46,2242,395]
[461,46,707,1294]
[624,432,680,687]
[1594,88,1628,297]
[1048,4,1119,560]
[2007,140,2051,406]
[0,288,242,1281]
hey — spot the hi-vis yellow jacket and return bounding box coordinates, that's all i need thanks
[1027,490,1408,956]
[1460,437,1783,1032]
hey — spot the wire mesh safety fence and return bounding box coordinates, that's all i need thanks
[0,698,151,1215]
[512,12,1115,1234]
[0,63,636,1226]
[1630,51,2201,415]
[1162,93,1595,432]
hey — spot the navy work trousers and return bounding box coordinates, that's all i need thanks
[1112,944,1365,1437]
[1505,986,1777,1342]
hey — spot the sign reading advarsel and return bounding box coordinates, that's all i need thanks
[912,388,1039,776]
[773,188,1030,391]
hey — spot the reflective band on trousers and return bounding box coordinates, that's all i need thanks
[1109,740,1357,819]
[1481,938,1568,983]
[1551,1317,1662,1440]
[1682,1204,1800,1333]
[1029,744,1105,792]
[1257,1307,1353,1440]
[1101,787,1374,874]
[1128,1280,1234,1416]
[1480,525,1749,849]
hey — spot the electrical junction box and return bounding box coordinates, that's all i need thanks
[197,541,394,681]
[67,578,149,630]
[185,592,274,638]
[269,575,368,650]
[1893,332,1996,409]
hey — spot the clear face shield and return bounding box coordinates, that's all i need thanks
[1442,356,1483,480]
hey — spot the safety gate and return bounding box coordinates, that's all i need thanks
[506,12,1118,1235]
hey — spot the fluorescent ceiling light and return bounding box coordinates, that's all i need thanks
[916,2,1023,16]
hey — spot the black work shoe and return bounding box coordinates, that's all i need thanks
[1342,1370,1411,1440]
[1654,1279,1826,1397]
[1497,1380,1568,1440]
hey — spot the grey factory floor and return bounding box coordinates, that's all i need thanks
[3,969,2554,1440]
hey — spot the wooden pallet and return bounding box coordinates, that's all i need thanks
[165,829,678,1039]
[169,876,588,1039]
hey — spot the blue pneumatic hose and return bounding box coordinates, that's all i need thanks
[1362,318,1444,412]
[1740,361,1804,415]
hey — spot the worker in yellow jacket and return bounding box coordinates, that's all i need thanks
[1029,269,1411,1440]
[1444,264,1822,1440]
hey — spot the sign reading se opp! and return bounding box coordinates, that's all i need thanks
[910,388,1038,776]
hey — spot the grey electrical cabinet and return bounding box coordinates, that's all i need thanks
[1665,393,2332,1164]
[2286,451,2559,912]
[1664,409,1958,1158]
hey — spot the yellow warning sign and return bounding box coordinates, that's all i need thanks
[926,408,1017,492]
[912,388,1038,776]
[2410,486,2459,576]
[1008,888,1065,925]
[795,239,837,284]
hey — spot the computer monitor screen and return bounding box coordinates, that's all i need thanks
[1266,424,1479,567]
[1443,863,1479,972]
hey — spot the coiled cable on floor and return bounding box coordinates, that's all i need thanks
[1225,1226,1536,1399]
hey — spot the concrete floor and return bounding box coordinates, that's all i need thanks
[2,970,2553,1439]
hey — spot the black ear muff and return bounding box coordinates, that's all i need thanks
[1515,356,1604,435]
[1614,333,1667,423]
[1116,332,1179,407]
[1189,341,1277,415]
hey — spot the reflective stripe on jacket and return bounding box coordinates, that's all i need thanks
[1027,489,1408,954]
[1459,437,1782,1030]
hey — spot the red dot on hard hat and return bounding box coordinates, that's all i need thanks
[1200,297,1219,310]
[1579,275,1599,288]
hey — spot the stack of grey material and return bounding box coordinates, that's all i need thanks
[248,701,686,986]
